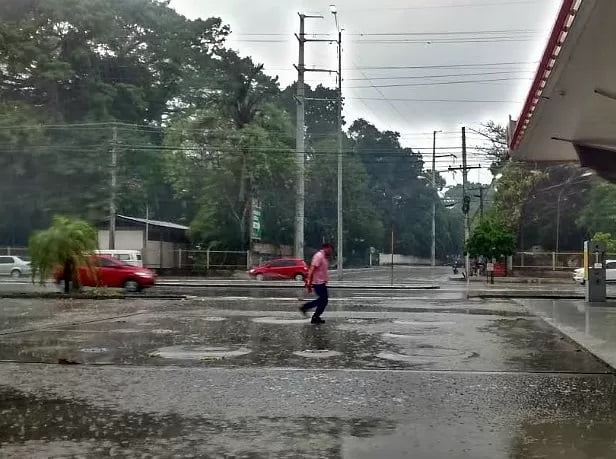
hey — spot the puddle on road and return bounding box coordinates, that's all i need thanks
[392,320,456,326]
[149,346,252,360]
[79,347,109,354]
[203,317,226,322]
[252,317,308,325]
[151,329,176,335]
[293,350,342,359]
[377,347,465,364]
[382,332,419,340]
[346,319,370,324]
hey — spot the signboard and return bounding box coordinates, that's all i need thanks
[486,262,495,272]
[251,199,262,240]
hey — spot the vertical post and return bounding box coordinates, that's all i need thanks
[336,30,343,281]
[178,248,182,270]
[556,190,562,257]
[390,226,395,286]
[295,14,306,260]
[206,249,210,271]
[109,125,118,250]
[145,203,149,249]
[479,187,485,222]
[552,252,556,271]
[159,237,163,271]
[462,127,470,290]
[431,131,437,267]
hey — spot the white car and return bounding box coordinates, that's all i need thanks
[573,260,616,285]
[0,255,32,278]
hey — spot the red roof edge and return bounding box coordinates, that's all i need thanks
[509,0,578,150]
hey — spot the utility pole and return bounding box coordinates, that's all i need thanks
[462,127,469,236]
[109,124,118,250]
[431,131,437,267]
[448,129,481,285]
[462,127,469,286]
[478,187,484,222]
[294,14,306,260]
[448,137,481,222]
[294,12,326,260]
[336,29,343,281]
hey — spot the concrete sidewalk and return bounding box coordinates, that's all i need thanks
[450,276,575,285]
[518,298,616,371]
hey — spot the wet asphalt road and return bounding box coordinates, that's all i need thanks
[2,269,616,458]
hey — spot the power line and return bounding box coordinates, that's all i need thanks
[345,70,534,81]
[346,77,531,89]
[235,29,541,37]
[351,61,538,70]
[351,96,521,103]
[226,37,537,44]
[342,1,536,11]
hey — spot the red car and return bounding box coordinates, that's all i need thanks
[54,255,156,292]
[249,258,308,281]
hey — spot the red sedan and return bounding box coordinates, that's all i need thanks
[249,258,308,281]
[55,255,156,292]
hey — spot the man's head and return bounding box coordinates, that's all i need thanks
[321,243,334,258]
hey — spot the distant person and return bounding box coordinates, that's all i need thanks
[299,243,334,324]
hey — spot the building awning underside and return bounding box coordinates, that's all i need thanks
[509,0,616,181]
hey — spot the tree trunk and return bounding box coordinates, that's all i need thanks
[63,259,72,293]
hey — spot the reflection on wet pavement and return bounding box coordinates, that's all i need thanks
[2,366,616,458]
[1,292,616,457]
[0,306,607,373]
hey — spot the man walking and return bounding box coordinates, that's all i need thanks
[300,243,334,324]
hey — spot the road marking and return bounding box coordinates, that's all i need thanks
[194,296,451,302]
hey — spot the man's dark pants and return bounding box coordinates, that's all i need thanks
[302,283,329,319]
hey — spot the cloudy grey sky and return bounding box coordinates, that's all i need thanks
[170,0,562,185]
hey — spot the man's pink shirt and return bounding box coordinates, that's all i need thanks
[311,250,329,285]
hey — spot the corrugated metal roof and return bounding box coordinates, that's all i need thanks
[117,215,189,231]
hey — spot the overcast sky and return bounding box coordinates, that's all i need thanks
[170,0,562,185]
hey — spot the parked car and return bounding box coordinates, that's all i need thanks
[95,250,143,267]
[249,258,308,281]
[54,255,156,292]
[573,260,616,285]
[0,255,31,278]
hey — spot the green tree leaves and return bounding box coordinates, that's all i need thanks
[29,215,98,287]
[465,218,515,260]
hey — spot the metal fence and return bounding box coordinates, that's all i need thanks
[512,252,586,271]
[175,250,249,273]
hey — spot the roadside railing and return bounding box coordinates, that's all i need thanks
[512,252,601,271]
[174,250,249,272]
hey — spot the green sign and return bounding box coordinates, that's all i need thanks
[251,199,262,240]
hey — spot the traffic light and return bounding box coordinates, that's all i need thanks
[462,195,471,215]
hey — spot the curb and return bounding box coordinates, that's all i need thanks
[0,293,187,300]
[156,282,440,290]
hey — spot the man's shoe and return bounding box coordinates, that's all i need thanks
[311,317,325,324]
[299,307,308,318]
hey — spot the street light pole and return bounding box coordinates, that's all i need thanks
[109,124,118,250]
[556,188,564,256]
[332,6,343,281]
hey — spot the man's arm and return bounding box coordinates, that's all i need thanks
[305,265,315,292]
